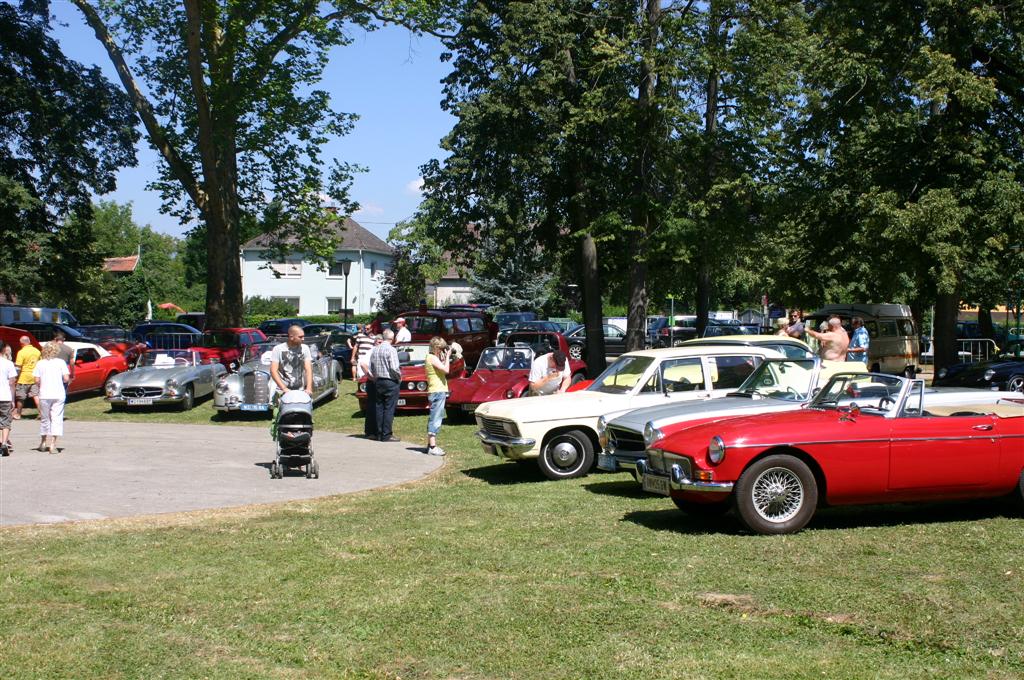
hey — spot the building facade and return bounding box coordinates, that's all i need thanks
[241,217,393,316]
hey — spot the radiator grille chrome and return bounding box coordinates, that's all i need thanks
[608,426,645,452]
[121,386,163,398]
[480,417,517,438]
[243,371,271,404]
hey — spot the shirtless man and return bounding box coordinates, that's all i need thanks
[806,316,850,361]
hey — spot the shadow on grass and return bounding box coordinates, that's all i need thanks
[462,461,547,485]
[623,498,1018,536]
[583,479,651,500]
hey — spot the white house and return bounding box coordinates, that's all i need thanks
[241,217,393,316]
[425,265,474,306]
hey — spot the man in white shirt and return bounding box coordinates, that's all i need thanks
[528,350,570,396]
[393,317,412,344]
[270,325,313,396]
[0,341,18,455]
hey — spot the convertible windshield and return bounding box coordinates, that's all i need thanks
[735,359,816,401]
[476,346,534,371]
[243,343,277,364]
[811,373,904,414]
[396,345,431,366]
[139,350,196,367]
[587,355,654,394]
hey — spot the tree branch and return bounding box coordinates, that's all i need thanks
[331,1,457,40]
[183,0,219,209]
[70,0,206,213]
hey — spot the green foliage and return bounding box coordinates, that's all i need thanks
[244,296,300,317]
[376,220,432,316]
[468,235,553,312]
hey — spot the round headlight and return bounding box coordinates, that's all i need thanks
[643,421,664,448]
[165,378,179,388]
[407,381,415,390]
[216,378,229,394]
[105,382,118,397]
[358,382,367,392]
[417,381,427,391]
[707,436,727,465]
[505,389,516,399]
[937,368,948,379]
[983,369,995,381]
[597,416,607,437]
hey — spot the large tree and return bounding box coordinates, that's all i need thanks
[0,0,137,303]
[70,0,444,327]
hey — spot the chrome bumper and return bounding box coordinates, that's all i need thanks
[636,459,734,493]
[476,430,536,458]
[597,451,643,473]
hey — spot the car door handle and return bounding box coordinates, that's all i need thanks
[972,424,993,431]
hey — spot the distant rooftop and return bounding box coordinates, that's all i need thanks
[103,255,139,273]
[242,217,392,256]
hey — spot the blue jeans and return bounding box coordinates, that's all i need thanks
[427,391,447,436]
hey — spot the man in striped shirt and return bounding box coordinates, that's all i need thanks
[368,329,401,442]
[351,324,375,379]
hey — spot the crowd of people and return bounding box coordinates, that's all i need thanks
[0,332,74,456]
[777,309,869,363]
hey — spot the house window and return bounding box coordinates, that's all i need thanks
[272,297,300,314]
[370,262,376,277]
[328,260,353,278]
[326,298,343,314]
[269,260,301,278]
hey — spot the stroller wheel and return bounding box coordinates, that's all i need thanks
[305,464,313,479]
[312,461,320,479]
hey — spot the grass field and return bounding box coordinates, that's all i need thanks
[1,387,1022,678]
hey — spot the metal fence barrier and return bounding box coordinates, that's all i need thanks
[920,338,998,365]
[140,332,203,350]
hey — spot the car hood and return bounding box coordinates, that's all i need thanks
[449,370,529,404]
[477,389,630,423]
[115,366,193,384]
[658,408,848,455]
[609,395,799,433]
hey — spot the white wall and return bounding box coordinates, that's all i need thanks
[241,249,392,315]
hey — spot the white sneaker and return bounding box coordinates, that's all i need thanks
[427,446,446,456]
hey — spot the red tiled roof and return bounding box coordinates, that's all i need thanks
[103,255,139,273]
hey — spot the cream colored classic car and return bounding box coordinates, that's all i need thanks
[474,346,784,480]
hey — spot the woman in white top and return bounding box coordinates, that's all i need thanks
[32,342,70,454]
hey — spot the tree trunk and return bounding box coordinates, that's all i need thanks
[697,2,722,338]
[977,302,994,341]
[580,232,605,376]
[933,292,960,372]
[696,263,712,338]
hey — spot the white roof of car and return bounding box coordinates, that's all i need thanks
[63,341,111,358]
[617,345,786,359]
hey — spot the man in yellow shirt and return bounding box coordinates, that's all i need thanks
[14,336,41,419]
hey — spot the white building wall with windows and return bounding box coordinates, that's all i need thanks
[240,218,393,316]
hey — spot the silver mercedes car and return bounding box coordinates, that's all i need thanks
[212,338,340,414]
[105,349,227,411]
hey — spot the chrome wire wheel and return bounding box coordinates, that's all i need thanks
[751,466,805,523]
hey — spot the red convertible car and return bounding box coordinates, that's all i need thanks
[356,343,467,412]
[65,341,129,395]
[446,331,587,416]
[639,372,1024,534]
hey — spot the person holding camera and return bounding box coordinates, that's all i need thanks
[528,349,570,396]
[424,336,451,456]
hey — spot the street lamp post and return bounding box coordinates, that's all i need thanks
[340,259,353,329]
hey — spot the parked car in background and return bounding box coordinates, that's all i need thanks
[355,343,467,412]
[303,323,354,379]
[496,319,564,344]
[682,335,815,360]
[933,340,1024,393]
[656,317,699,347]
[475,345,783,480]
[257,317,311,336]
[0,304,78,326]
[213,338,340,414]
[105,348,227,411]
[565,323,629,360]
[176,312,207,331]
[494,311,537,331]
[0,326,40,351]
[79,326,147,365]
[702,319,762,336]
[398,308,491,365]
[639,372,1024,534]
[597,357,863,478]
[447,331,587,416]
[189,328,267,370]
[64,342,129,396]
[7,321,95,343]
[131,322,203,350]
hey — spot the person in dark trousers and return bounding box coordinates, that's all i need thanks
[359,334,381,437]
[368,329,401,442]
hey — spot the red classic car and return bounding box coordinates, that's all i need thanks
[446,331,587,416]
[356,343,467,412]
[398,308,492,366]
[188,328,267,370]
[639,372,1024,534]
[65,341,129,395]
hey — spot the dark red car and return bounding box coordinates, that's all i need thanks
[398,308,492,366]
[446,331,587,416]
[356,343,467,412]
[189,328,267,370]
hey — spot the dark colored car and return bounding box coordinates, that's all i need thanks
[176,312,207,331]
[257,317,311,336]
[8,321,95,343]
[565,323,628,360]
[496,320,563,345]
[304,323,354,379]
[131,322,203,350]
[494,311,537,330]
[78,325,132,342]
[933,340,1024,393]
[398,308,492,366]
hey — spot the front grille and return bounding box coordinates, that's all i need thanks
[121,386,163,398]
[480,417,517,438]
[243,371,271,403]
[646,450,692,478]
[608,426,645,452]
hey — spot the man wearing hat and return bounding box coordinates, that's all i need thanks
[393,317,412,344]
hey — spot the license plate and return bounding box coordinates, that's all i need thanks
[397,399,406,406]
[126,398,153,406]
[596,453,617,472]
[461,403,477,412]
[240,403,269,411]
[642,473,670,496]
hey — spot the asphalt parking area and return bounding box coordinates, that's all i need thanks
[0,421,442,526]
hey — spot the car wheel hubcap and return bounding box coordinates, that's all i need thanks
[751,467,803,523]
[1010,377,1024,392]
[549,439,580,468]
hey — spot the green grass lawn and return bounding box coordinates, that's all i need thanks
[2,386,1022,678]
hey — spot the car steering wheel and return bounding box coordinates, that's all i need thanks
[785,386,800,399]
[878,395,896,410]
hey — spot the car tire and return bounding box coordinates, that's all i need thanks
[672,496,731,517]
[538,429,594,480]
[178,385,195,411]
[568,344,583,361]
[1007,374,1024,393]
[734,454,818,535]
[570,373,585,385]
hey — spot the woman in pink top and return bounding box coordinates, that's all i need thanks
[32,343,70,454]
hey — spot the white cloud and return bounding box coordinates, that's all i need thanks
[353,202,385,217]
[405,177,425,195]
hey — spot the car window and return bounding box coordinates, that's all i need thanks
[879,321,898,337]
[406,316,442,334]
[588,355,654,394]
[709,355,758,389]
[455,318,472,333]
[443,319,455,333]
[469,317,485,331]
[605,325,624,338]
[641,357,704,393]
[76,348,100,363]
[770,343,813,359]
[899,319,915,335]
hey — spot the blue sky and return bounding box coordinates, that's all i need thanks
[49,2,455,242]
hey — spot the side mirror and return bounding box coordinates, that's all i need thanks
[75,358,85,366]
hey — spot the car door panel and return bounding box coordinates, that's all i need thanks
[888,415,1001,492]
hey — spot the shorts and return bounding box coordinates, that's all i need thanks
[16,383,38,400]
[427,391,447,436]
[0,402,11,429]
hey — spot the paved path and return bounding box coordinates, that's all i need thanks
[0,421,442,526]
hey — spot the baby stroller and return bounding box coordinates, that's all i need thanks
[270,390,319,479]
